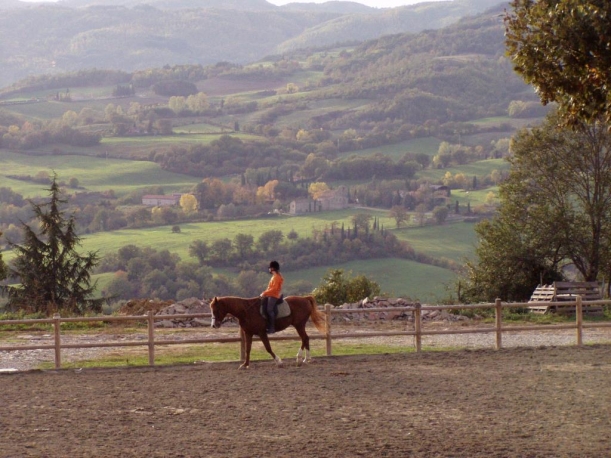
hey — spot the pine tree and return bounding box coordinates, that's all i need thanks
[6,176,102,315]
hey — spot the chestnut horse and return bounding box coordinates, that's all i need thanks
[209,295,327,369]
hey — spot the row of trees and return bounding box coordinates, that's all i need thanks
[461,113,611,302]
[1,176,456,315]
[459,1,611,302]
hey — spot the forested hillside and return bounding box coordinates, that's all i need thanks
[0,5,540,302]
[0,0,504,87]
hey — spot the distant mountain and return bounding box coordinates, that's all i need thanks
[275,0,506,52]
[0,0,26,8]
[0,0,506,88]
[59,0,276,10]
[279,1,373,14]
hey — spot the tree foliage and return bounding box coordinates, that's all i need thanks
[313,269,381,306]
[5,176,102,315]
[0,231,6,283]
[505,0,611,126]
[460,114,611,301]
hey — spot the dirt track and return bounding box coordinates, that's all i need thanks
[2,345,611,457]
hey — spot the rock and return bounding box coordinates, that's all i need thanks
[155,320,175,328]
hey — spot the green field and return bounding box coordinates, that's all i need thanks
[0,151,201,197]
[90,257,453,303]
[173,123,226,134]
[340,137,443,160]
[75,211,463,302]
[78,210,397,259]
[417,158,510,181]
[394,221,478,263]
[289,258,454,302]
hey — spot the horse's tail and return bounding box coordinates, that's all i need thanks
[305,295,328,336]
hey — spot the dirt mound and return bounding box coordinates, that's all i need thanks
[117,299,174,316]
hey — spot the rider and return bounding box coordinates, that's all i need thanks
[260,260,283,334]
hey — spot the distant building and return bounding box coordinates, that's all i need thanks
[290,198,318,215]
[142,194,182,207]
[289,186,349,214]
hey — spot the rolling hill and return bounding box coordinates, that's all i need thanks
[0,0,505,88]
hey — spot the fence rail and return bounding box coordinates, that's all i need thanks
[1,297,610,370]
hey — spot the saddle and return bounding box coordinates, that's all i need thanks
[259,295,291,320]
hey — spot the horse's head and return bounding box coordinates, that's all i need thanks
[209,297,228,329]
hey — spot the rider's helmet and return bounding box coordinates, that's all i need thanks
[269,260,280,271]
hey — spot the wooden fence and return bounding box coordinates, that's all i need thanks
[1,297,611,370]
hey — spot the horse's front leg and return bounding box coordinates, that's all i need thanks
[239,332,253,370]
[260,334,283,367]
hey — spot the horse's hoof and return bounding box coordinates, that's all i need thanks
[296,359,302,367]
[238,364,249,370]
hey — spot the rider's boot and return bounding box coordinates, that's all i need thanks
[266,300,277,334]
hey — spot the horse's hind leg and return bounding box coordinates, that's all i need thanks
[260,334,283,367]
[295,325,310,366]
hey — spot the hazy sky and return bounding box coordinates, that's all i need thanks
[22,0,449,6]
[268,0,448,6]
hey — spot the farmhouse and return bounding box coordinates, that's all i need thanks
[142,194,182,207]
[289,186,349,214]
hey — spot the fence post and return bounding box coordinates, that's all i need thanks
[414,304,422,353]
[495,298,502,350]
[53,314,61,369]
[147,311,155,366]
[576,295,583,347]
[325,304,332,356]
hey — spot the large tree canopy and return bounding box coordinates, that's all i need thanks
[461,113,611,302]
[505,0,611,126]
[6,176,102,315]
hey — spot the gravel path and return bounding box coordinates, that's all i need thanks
[2,322,611,372]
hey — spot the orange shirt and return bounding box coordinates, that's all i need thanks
[261,271,283,298]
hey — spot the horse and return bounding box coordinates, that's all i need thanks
[209,295,327,369]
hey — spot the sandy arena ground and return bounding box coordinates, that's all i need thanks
[2,344,611,457]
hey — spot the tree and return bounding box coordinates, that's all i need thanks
[169,96,187,113]
[188,240,209,266]
[68,177,79,189]
[432,206,449,225]
[186,92,209,112]
[460,114,611,301]
[179,194,198,214]
[351,213,372,232]
[0,231,7,283]
[210,238,233,264]
[5,176,102,315]
[313,269,381,306]
[389,205,408,228]
[257,230,284,253]
[415,203,427,226]
[234,233,254,259]
[308,182,330,200]
[505,0,611,126]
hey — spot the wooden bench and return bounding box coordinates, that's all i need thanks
[528,281,604,314]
